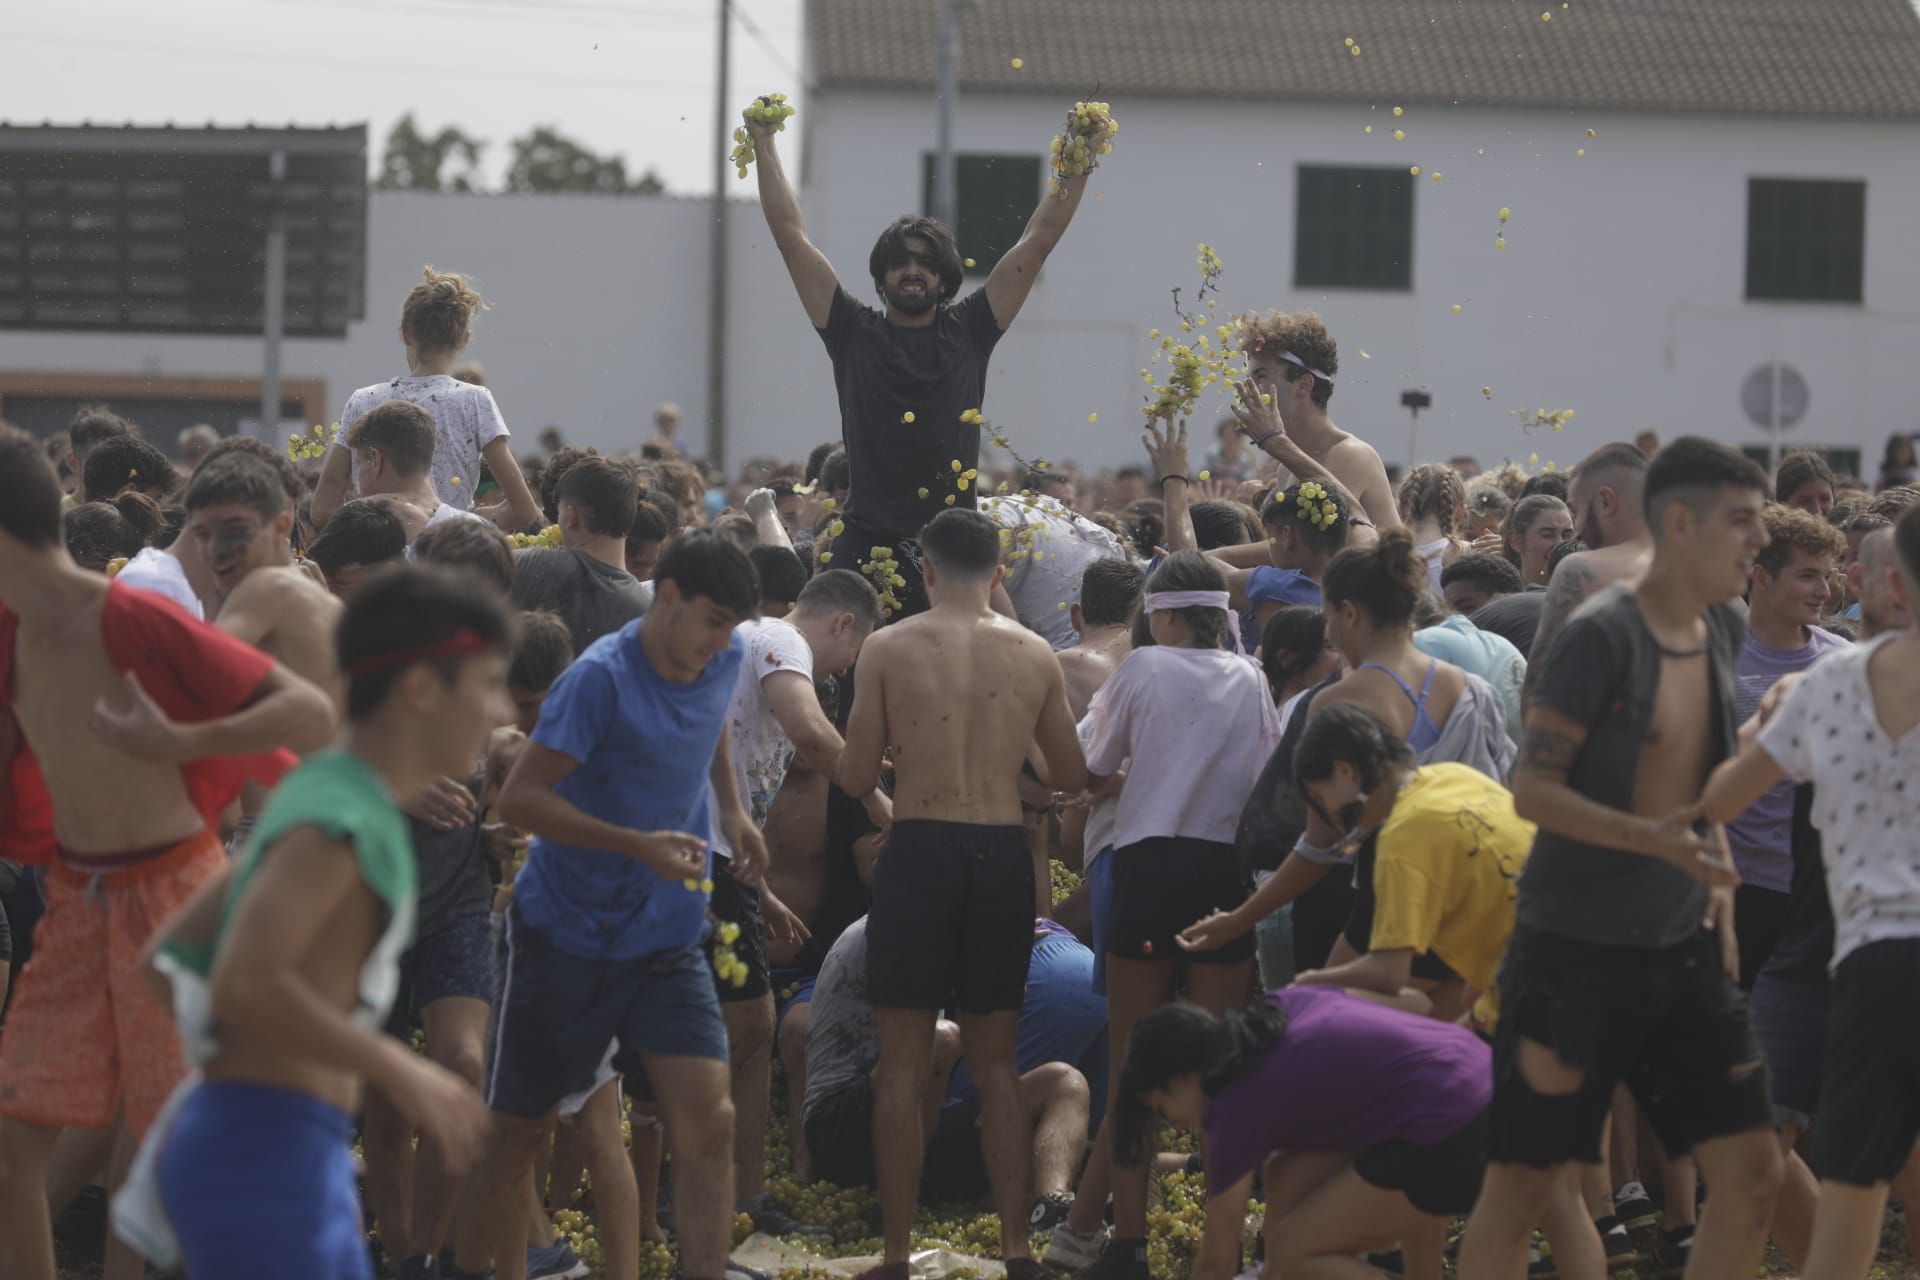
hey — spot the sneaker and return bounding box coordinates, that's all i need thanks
[1043,1222,1108,1272]
[1072,1237,1150,1280]
[1030,1192,1076,1235]
[1612,1180,1656,1232]
[1367,1250,1405,1276]
[1594,1215,1638,1268]
[526,1241,589,1280]
[740,1191,832,1239]
[1526,1243,1556,1279]
[1649,1225,1693,1278]
[397,1255,440,1280]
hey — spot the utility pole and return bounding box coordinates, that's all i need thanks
[706,0,732,469]
[932,0,960,226]
[260,148,287,439]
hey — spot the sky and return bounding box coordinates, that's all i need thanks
[0,0,804,194]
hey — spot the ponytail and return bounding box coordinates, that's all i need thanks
[1321,528,1423,628]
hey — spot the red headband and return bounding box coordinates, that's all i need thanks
[344,628,493,679]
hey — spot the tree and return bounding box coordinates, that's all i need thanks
[377,113,485,191]
[503,125,664,195]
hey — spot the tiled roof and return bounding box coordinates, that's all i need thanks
[806,0,1920,120]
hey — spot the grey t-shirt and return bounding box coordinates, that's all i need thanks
[1516,586,1743,948]
[803,916,876,1123]
[510,547,651,653]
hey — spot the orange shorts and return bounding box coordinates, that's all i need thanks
[0,830,223,1136]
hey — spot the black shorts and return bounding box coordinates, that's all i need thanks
[1733,884,1793,993]
[1107,837,1253,965]
[384,911,495,1036]
[1354,1105,1490,1217]
[710,869,771,1003]
[826,521,928,623]
[1340,840,1460,984]
[867,820,1034,1015]
[801,1078,979,1192]
[1816,938,1920,1187]
[1487,924,1774,1167]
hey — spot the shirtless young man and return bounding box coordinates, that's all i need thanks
[0,427,336,1280]
[1235,311,1400,532]
[1056,559,1146,720]
[130,566,507,1280]
[839,508,1087,1279]
[1523,442,1654,706]
[749,102,1107,619]
[1459,437,1785,1280]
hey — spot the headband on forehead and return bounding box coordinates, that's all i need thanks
[344,628,493,679]
[1276,350,1335,385]
[1145,590,1230,614]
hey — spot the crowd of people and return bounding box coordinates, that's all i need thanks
[2,102,1919,1280]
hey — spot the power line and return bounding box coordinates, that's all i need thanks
[730,0,803,86]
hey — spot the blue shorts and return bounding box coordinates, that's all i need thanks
[385,911,495,1035]
[1088,850,1115,997]
[773,968,816,1036]
[948,931,1109,1123]
[159,1080,369,1280]
[487,903,728,1118]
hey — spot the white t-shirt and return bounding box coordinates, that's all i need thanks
[1084,645,1284,850]
[709,617,815,861]
[336,375,510,511]
[1759,634,1920,970]
[114,547,203,620]
[405,501,493,559]
[1076,712,1124,868]
[981,494,1129,650]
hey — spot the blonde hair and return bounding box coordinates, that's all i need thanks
[401,266,488,353]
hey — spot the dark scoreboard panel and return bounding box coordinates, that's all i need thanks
[0,126,367,337]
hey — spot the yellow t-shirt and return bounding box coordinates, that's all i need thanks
[1369,763,1533,1023]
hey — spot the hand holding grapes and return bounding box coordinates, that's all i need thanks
[1230,376,1286,445]
[731,93,796,178]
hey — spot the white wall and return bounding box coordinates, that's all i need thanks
[7,93,1918,479]
[802,90,1920,474]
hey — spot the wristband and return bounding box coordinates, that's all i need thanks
[1158,474,1191,488]
[1253,428,1285,448]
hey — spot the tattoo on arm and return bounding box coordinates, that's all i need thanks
[1518,725,1581,777]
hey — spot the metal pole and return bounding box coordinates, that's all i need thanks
[1770,357,1783,472]
[932,0,959,226]
[1408,406,1419,471]
[707,0,732,469]
[260,148,287,439]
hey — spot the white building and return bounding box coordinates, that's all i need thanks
[5,0,1920,480]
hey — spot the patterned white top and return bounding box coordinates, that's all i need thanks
[337,374,509,510]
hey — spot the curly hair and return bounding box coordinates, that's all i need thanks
[1398,464,1466,535]
[1237,310,1338,408]
[1755,502,1846,578]
[401,266,489,353]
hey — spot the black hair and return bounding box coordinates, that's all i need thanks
[1079,557,1146,628]
[795,566,884,628]
[184,450,290,520]
[1503,494,1571,569]
[558,456,639,538]
[508,609,574,692]
[339,564,510,720]
[1644,436,1771,534]
[1520,471,1568,503]
[306,498,407,577]
[628,497,671,545]
[539,445,599,526]
[1546,537,1588,579]
[0,426,67,548]
[1122,499,1165,559]
[920,508,1002,579]
[655,528,759,616]
[1112,1000,1290,1166]
[201,436,306,510]
[867,215,964,304]
[1262,482,1351,558]
[1189,500,1250,551]
[1775,449,1836,504]
[413,517,515,597]
[751,545,810,606]
[346,400,438,477]
[1294,701,1414,792]
[821,448,851,496]
[1321,528,1424,629]
[804,440,838,485]
[1440,552,1524,598]
[68,405,134,456]
[1574,441,1651,482]
[82,435,176,503]
[1259,605,1327,704]
[64,493,165,571]
[1144,550,1228,649]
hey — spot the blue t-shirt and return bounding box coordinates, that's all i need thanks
[1239,567,1321,653]
[514,619,746,960]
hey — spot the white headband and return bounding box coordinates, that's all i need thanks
[1277,350,1335,384]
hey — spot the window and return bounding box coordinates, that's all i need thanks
[1294,165,1414,291]
[1746,178,1865,303]
[920,153,1041,276]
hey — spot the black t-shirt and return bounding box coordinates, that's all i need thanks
[817,285,1003,542]
[1470,586,1546,657]
[1759,784,1834,983]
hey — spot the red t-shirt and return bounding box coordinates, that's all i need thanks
[0,581,296,865]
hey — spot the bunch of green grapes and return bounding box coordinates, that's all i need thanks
[711,919,749,989]
[507,525,564,549]
[730,92,796,179]
[1049,859,1085,909]
[860,545,906,618]
[286,422,340,461]
[1047,100,1118,196]
[1139,245,1238,421]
